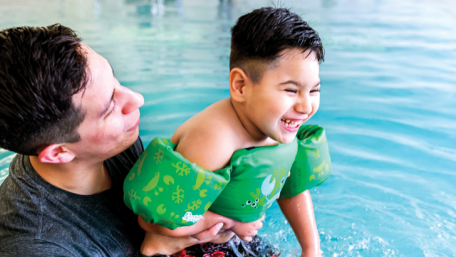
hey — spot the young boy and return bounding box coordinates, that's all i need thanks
[124,7,330,256]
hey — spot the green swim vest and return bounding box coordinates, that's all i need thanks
[123,125,331,230]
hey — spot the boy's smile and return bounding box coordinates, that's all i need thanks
[242,48,321,144]
[281,118,305,132]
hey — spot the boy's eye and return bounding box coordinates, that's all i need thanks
[285,89,298,93]
[310,88,320,93]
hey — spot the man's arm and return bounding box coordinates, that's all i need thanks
[0,239,74,257]
[139,211,263,242]
[277,190,321,257]
[140,222,235,256]
[138,211,234,237]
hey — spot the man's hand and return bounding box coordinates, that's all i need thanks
[228,215,264,242]
[138,211,235,238]
[140,222,235,256]
[139,212,264,243]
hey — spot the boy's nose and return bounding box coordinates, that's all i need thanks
[294,96,312,115]
[120,86,145,115]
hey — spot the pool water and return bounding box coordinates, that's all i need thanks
[1,0,456,256]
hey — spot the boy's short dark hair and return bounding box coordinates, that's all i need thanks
[230,7,324,83]
[0,24,89,155]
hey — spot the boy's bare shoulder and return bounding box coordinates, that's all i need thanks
[171,98,243,171]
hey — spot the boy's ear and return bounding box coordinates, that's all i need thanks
[229,68,251,103]
[37,144,76,164]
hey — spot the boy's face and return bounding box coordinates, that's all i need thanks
[243,48,321,144]
[66,44,144,161]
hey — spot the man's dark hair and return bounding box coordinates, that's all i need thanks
[230,7,324,83]
[0,24,88,155]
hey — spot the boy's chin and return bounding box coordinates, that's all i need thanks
[281,138,295,144]
[274,134,296,144]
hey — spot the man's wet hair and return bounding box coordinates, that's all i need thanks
[0,24,88,155]
[230,7,324,83]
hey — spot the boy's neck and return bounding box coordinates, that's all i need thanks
[229,98,277,146]
[29,156,112,195]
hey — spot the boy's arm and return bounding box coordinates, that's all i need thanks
[277,190,321,257]
[140,124,262,241]
[172,126,266,240]
[172,124,237,171]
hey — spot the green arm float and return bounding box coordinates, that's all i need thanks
[123,137,230,230]
[123,125,331,229]
[209,140,298,223]
[279,125,332,199]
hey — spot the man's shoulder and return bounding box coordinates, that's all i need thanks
[0,146,143,256]
[0,154,42,213]
[0,155,47,250]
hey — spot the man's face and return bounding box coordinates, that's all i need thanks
[243,48,321,144]
[67,45,144,161]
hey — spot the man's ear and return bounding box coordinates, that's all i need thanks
[37,144,76,164]
[229,68,251,103]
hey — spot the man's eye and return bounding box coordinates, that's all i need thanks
[310,88,320,93]
[106,102,116,116]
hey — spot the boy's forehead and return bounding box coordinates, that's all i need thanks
[275,48,316,63]
[239,48,318,84]
[265,48,317,72]
[259,48,320,86]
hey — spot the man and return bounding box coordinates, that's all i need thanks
[0,24,248,257]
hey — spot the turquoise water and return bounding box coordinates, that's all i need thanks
[1,0,456,256]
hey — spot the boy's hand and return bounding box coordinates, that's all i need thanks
[278,191,321,256]
[140,222,234,256]
[229,215,265,242]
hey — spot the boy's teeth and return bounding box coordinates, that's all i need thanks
[282,119,300,128]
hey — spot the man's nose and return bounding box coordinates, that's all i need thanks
[120,87,144,115]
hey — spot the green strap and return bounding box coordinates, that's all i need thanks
[279,125,332,199]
